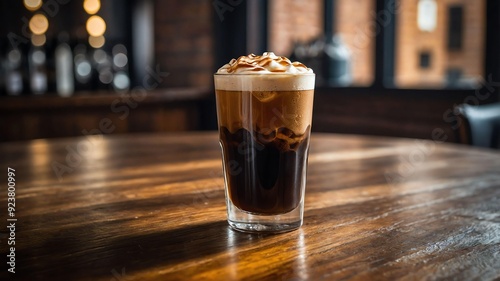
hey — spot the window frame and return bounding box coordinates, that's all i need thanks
[213,0,499,103]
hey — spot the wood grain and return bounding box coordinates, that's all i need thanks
[0,132,499,280]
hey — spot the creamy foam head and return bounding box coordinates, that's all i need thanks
[215,52,314,91]
[217,52,313,74]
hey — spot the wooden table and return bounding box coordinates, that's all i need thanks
[1,132,500,280]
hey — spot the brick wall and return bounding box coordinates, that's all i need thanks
[395,0,485,88]
[268,0,374,86]
[336,0,375,86]
[152,0,484,89]
[154,0,214,88]
[268,0,323,58]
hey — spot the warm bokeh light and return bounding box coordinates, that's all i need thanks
[24,0,42,11]
[31,34,46,46]
[88,35,105,48]
[86,15,106,37]
[29,14,49,35]
[83,0,101,15]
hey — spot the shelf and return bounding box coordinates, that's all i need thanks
[0,88,213,110]
[0,87,214,141]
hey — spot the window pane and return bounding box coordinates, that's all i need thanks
[268,0,323,57]
[268,0,375,86]
[395,0,485,88]
[335,0,375,86]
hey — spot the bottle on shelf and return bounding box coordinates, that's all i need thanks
[28,44,48,95]
[92,48,113,89]
[73,44,93,91]
[5,48,24,96]
[0,44,4,96]
[111,44,130,92]
[55,33,74,97]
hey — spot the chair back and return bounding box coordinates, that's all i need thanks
[456,103,500,149]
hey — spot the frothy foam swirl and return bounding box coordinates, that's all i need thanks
[217,52,313,74]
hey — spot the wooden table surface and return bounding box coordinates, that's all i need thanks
[1,132,500,280]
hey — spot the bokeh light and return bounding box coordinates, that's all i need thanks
[83,0,101,15]
[93,49,108,64]
[76,61,92,77]
[113,53,128,68]
[86,15,106,37]
[29,14,49,35]
[112,44,127,56]
[32,50,46,65]
[113,72,130,90]
[8,50,22,65]
[24,0,42,11]
[99,68,114,84]
[88,35,105,48]
[31,34,46,46]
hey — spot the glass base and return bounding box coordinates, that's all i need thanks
[226,198,304,233]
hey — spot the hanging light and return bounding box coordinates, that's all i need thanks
[24,0,42,11]
[86,15,106,37]
[29,13,49,35]
[83,0,101,15]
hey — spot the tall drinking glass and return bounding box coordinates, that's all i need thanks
[214,68,315,233]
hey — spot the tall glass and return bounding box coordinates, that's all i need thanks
[214,73,315,233]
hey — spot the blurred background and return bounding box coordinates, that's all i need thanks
[1,0,499,147]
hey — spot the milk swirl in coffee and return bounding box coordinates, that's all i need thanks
[215,52,314,215]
